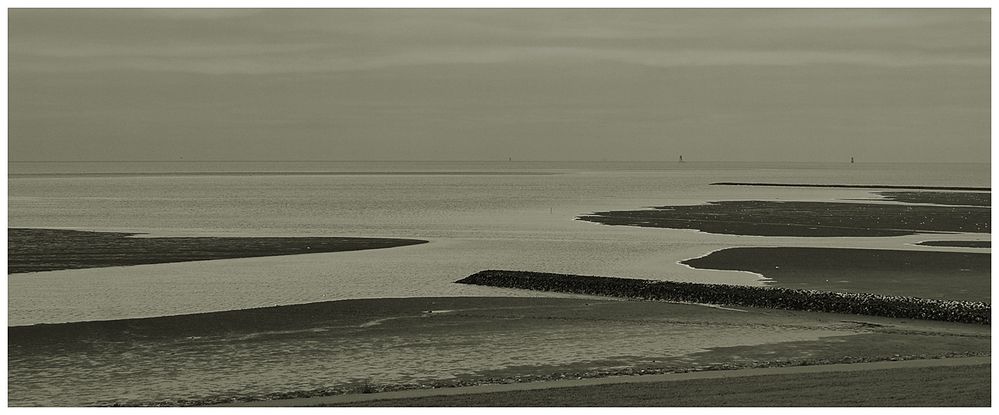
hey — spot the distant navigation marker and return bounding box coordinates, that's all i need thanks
[851,156,855,164]
[679,155,684,163]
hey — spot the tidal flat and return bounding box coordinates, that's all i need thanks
[334,362,990,407]
[916,240,990,248]
[8,228,427,273]
[874,191,990,207]
[681,247,991,302]
[8,296,989,406]
[577,199,989,237]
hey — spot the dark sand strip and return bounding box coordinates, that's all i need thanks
[229,357,991,407]
[578,200,989,237]
[712,182,990,191]
[456,270,989,324]
[917,240,990,248]
[681,247,991,302]
[877,191,990,207]
[8,297,585,342]
[7,228,427,274]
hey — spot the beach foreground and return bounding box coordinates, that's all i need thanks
[9,296,989,406]
[316,358,990,407]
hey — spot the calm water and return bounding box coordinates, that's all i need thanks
[6,161,990,406]
[8,161,990,325]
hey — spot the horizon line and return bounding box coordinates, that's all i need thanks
[7,159,991,164]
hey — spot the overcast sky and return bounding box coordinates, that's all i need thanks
[9,9,990,162]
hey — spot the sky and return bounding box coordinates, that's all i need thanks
[8,9,991,162]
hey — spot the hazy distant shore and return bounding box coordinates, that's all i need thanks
[7,228,427,273]
[9,171,561,178]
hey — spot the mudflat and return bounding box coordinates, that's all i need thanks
[710,182,990,192]
[681,247,991,302]
[578,200,989,237]
[336,362,990,407]
[9,296,989,406]
[578,188,990,237]
[7,228,428,273]
[875,191,990,207]
[916,240,990,248]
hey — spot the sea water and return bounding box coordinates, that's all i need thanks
[7,161,990,325]
[6,161,991,406]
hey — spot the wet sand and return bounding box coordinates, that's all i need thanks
[578,200,989,237]
[917,240,990,248]
[9,296,989,406]
[578,188,990,237]
[316,358,991,407]
[8,228,427,273]
[875,191,990,207]
[681,247,991,302]
[711,182,990,192]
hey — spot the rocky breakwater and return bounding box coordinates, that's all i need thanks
[456,270,990,325]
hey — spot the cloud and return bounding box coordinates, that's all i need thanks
[11,43,988,75]
[130,9,265,20]
[9,9,988,75]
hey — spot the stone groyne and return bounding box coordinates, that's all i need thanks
[456,270,990,325]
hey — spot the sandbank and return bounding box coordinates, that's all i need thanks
[578,200,988,237]
[916,240,990,248]
[681,247,991,302]
[8,228,427,273]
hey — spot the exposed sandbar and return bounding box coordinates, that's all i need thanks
[578,200,989,237]
[681,247,990,302]
[916,240,990,248]
[712,182,990,192]
[876,191,990,207]
[7,228,427,274]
